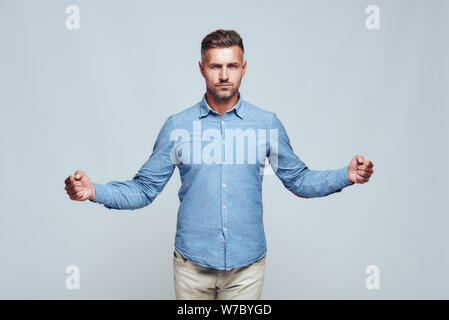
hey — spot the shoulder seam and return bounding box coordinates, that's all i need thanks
[270,112,276,129]
[169,114,177,130]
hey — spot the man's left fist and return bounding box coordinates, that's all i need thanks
[348,154,374,184]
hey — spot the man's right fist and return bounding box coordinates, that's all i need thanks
[64,170,96,201]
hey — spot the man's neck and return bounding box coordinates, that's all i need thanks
[205,91,239,116]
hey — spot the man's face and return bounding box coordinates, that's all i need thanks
[199,45,247,100]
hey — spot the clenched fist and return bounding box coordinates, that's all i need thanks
[348,154,374,184]
[64,170,96,201]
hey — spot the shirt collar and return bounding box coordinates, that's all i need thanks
[199,92,244,119]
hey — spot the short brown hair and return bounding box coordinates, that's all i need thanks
[201,29,244,59]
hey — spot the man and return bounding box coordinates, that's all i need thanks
[64,29,374,300]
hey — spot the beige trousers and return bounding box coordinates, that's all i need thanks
[173,247,266,300]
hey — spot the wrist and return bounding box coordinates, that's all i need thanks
[343,165,355,186]
[89,185,96,201]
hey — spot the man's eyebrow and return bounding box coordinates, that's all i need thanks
[208,62,241,66]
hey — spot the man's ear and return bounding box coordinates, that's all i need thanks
[242,60,247,77]
[198,61,205,78]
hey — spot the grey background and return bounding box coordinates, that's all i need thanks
[0,0,447,299]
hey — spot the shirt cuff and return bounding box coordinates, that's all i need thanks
[89,183,111,204]
[334,165,354,193]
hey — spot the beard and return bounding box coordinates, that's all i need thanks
[209,83,239,100]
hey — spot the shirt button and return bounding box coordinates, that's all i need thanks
[222,205,226,209]
[222,184,226,188]
[221,121,225,125]
[223,227,227,232]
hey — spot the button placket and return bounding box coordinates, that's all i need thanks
[220,116,228,269]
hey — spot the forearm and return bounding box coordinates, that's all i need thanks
[89,176,159,210]
[286,165,354,198]
[89,116,177,210]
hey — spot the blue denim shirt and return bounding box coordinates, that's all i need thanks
[91,93,354,270]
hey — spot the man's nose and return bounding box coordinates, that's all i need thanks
[219,67,229,81]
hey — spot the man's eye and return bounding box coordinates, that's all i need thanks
[230,65,238,69]
[211,65,219,69]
